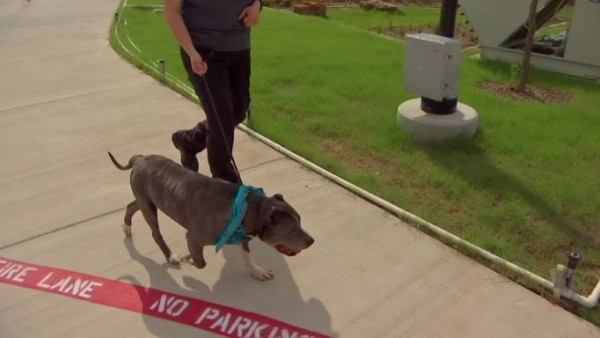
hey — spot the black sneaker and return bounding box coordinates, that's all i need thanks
[172,130,200,172]
[189,122,208,152]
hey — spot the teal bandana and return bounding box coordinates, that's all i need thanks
[215,185,265,252]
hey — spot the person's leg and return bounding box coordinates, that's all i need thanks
[229,49,251,126]
[173,47,212,172]
[179,47,240,183]
[208,49,251,182]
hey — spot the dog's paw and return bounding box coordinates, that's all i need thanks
[168,253,182,266]
[122,224,132,237]
[251,266,274,281]
[181,254,194,265]
[181,254,206,269]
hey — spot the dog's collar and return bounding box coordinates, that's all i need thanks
[214,185,265,252]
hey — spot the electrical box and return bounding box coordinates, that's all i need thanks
[404,33,462,102]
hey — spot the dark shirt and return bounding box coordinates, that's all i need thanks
[182,0,254,51]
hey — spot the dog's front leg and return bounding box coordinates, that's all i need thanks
[241,242,274,281]
[184,232,206,268]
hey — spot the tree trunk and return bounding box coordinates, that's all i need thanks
[517,0,539,93]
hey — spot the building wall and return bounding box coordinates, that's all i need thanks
[459,0,530,47]
[565,0,600,66]
[482,46,600,79]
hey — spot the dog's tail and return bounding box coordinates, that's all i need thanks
[108,152,142,171]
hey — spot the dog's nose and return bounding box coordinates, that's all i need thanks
[305,237,315,248]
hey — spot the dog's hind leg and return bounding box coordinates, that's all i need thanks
[240,242,274,281]
[122,200,139,237]
[183,231,206,269]
[139,203,179,266]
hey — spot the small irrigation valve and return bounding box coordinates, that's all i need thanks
[552,252,583,299]
[565,252,582,289]
[158,59,166,76]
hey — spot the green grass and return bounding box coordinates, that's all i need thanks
[552,5,574,23]
[537,24,568,37]
[535,6,573,37]
[537,4,573,38]
[125,0,162,6]
[111,5,600,324]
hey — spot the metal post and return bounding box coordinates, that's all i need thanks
[158,59,166,76]
[438,0,458,38]
[421,0,459,115]
[565,252,582,289]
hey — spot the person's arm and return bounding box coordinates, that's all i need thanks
[164,0,207,75]
[239,0,262,27]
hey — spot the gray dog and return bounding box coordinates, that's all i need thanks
[108,152,314,280]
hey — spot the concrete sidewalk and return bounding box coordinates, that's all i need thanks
[0,0,598,337]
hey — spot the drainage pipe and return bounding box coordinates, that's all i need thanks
[112,0,598,309]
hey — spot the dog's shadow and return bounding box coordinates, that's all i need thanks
[119,238,336,338]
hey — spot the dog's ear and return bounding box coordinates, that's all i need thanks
[267,205,285,226]
[258,205,273,232]
[261,195,284,227]
[260,201,285,229]
[259,195,295,232]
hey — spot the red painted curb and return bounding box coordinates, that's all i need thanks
[0,256,329,338]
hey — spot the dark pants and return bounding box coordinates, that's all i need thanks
[180,47,250,184]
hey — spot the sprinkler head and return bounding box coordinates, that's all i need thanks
[158,59,166,75]
[567,252,582,270]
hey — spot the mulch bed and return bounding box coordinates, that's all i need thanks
[373,25,479,48]
[479,81,572,104]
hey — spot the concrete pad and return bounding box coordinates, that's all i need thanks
[0,0,599,337]
[397,98,479,142]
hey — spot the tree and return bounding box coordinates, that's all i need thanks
[517,0,539,93]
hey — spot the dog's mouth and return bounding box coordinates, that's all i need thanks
[275,244,299,256]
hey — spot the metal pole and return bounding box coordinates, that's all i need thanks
[421,0,459,115]
[438,0,458,38]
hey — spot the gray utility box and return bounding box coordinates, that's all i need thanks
[404,33,462,102]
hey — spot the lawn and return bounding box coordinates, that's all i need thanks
[111,3,600,323]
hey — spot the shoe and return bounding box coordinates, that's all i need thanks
[172,122,208,172]
[172,130,200,172]
[189,122,208,152]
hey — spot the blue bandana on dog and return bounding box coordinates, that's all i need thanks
[215,185,265,252]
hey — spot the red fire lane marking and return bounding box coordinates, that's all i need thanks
[0,256,329,338]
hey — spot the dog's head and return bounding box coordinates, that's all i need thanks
[257,194,314,256]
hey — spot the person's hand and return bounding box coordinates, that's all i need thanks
[239,0,261,28]
[189,50,207,76]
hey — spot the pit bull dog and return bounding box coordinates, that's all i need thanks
[108,152,314,280]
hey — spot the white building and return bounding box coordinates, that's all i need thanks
[460,0,600,79]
